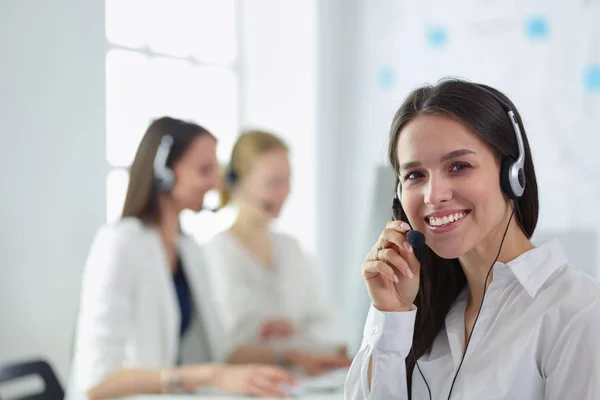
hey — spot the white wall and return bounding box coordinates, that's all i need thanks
[0,0,106,383]
[315,0,368,347]
[238,0,318,258]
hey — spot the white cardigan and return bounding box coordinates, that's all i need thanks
[203,231,346,353]
[67,218,228,400]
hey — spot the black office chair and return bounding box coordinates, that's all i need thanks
[0,359,64,400]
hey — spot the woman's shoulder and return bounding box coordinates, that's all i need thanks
[514,238,600,308]
[534,265,600,356]
[546,263,600,308]
[272,231,304,252]
[202,230,235,253]
[532,258,600,333]
[91,217,155,249]
[83,218,156,279]
[199,230,242,267]
[509,238,600,326]
[204,229,231,244]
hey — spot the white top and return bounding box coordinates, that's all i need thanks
[203,231,345,352]
[67,218,229,400]
[344,239,600,399]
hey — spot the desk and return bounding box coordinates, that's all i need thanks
[125,392,343,400]
[124,368,348,399]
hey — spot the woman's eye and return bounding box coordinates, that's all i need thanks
[403,171,424,181]
[450,162,470,172]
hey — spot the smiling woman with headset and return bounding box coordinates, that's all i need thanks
[67,117,296,400]
[344,79,600,399]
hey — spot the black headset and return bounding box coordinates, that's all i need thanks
[391,85,526,400]
[224,163,238,187]
[392,85,526,221]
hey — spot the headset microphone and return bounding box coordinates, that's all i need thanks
[261,201,275,213]
[251,196,275,213]
[392,183,426,250]
[406,230,426,250]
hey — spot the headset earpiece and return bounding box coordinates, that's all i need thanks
[225,164,274,213]
[499,110,526,200]
[153,135,175,193]
[500,156,525,200]
[392,196,401,221]
[478,88,527,200]
[153,119,191,193]
[392,181,402,221]
[225,166,238,187]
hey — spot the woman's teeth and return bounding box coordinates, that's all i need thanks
[428,212,467,227]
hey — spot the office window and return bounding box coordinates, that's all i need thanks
[105,0,239,240]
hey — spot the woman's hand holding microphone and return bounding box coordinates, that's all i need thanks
[361,221,423,312]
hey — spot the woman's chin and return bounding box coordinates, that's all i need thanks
[429,242,467,260]
[185,201,205,213]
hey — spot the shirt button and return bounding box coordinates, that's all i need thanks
[372,324,379,334]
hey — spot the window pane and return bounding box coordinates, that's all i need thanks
[105,50,154,167]
[106,49,238,167]
[106,169,129,223]
[106,0,236,65]
[149,55,238,163]
[105,0,148,49]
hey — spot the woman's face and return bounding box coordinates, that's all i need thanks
[396,114,511,259]
[170,134,220,212]
[239,148,291,219]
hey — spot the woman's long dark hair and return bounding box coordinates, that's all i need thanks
[121,116,214,224]
[387,78,539,396]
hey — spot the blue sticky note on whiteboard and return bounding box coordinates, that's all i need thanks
[525,16,550,40]
[584,64,600,93]
[426,26,448,49]
[378,66,396,90]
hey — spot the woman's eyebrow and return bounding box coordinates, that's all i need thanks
[399,149,476,170]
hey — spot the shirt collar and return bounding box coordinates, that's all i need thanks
[496,238,569,298]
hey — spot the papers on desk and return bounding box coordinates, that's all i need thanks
[189,367,348,398]
[282,367,349,396]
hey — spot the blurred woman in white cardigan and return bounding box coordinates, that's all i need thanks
[67,117,295,400]
[203,130,351,377]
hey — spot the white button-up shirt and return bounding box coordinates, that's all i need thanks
[345,239,600,399]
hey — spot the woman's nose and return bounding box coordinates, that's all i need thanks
[424,177,453,205]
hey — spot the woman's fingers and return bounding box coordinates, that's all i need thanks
[363,260,400,282]
[372,221,412,253]
[367,220,421,278]
[385,220,412,233]
[247,376,288,398]
[247,367,296,398]
[378,247,415,279]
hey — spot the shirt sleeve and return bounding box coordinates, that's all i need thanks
[344,305,416,400]
[71,226,138,393]
[544,301,600,400]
